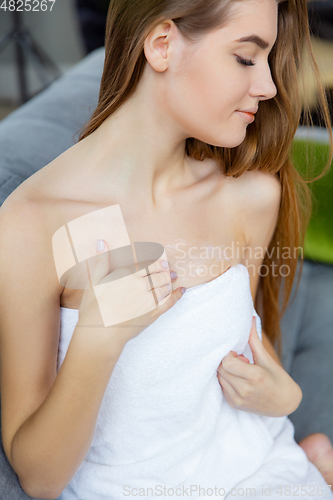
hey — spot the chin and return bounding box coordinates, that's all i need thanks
[204,124,246,148]
[192,126,247,148]
[214,135,247,149]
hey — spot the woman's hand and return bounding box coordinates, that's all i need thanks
[75,239,186,346]
[216,317,303,417]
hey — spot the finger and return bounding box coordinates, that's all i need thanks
[153,278,186,306]
[219,353,253,379]
[217,362,250,390]
[248,316,267,366]
[217,363,236,385]
[237,354,250,363]
[154,280,173,302]
[153,284,186,314]
[141,259,171,278]
[88,239,111,286]
[216,371,239,405]
[148,270,168,291]
[148,269,175,292]
[139,259,175,292]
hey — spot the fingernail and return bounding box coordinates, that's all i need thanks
[170,271,177,279]
[97,239,105,251]
[162,261,169,268]
[181,287,186,294]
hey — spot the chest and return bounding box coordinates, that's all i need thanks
[58,186,245,309]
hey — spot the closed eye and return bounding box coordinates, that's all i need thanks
[236,56,255,67]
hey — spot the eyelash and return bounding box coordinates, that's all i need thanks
[236,56,255,67]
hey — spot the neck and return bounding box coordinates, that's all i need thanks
[82,82,194,209]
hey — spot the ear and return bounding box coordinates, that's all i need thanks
[143,20,175,72]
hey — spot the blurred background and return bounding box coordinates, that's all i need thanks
[0,0,110,117]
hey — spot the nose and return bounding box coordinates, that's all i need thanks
[250,61,277,101]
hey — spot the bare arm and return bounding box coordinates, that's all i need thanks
[242,171,302,413]
[239,171,283,364]
[0,200,126,499]
[10,326,125,499]
[218,172,303,417]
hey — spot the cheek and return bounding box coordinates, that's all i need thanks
[173,58,243,127]
[164,56,249,147]
[186,61,224,112]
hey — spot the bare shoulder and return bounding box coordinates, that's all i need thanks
[221,170,282,302]
[229,170,281,242]
[1,185,62,243]
[0,194,49,244]
[232,170,281,210]
[0,193,64,305]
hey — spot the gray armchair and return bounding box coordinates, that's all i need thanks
[0,47,105,207]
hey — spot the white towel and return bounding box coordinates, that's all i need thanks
[57,263,332,499]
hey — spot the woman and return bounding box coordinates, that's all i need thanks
[0,0,333,498]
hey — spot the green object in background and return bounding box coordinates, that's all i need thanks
[292,132,333,264]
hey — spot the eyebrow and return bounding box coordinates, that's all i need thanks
[235,35,270,50]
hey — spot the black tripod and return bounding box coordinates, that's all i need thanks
[0,8,62,104]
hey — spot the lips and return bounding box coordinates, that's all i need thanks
[239,107,258,114]
[235,110,255,123]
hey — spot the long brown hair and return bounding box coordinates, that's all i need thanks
[78,0,333,359]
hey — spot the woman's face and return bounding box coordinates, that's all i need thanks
[163,0,278,148]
